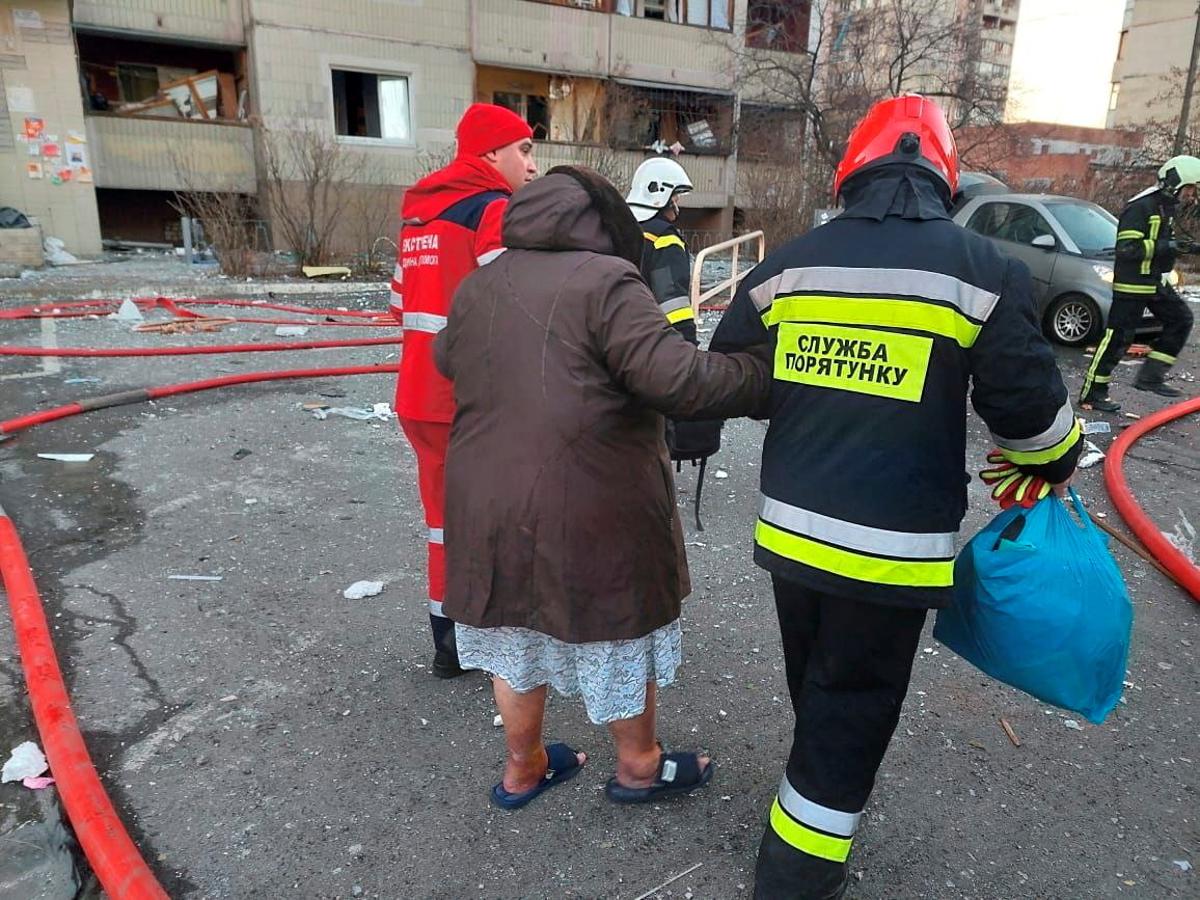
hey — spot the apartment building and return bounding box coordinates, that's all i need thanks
[1108,0,1196,130]
[0,0,814,257]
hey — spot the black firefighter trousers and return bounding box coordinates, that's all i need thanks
[755,576,927,900]
[1081,286,1194,399]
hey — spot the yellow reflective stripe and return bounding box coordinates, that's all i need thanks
[1116,230,1145,239]
[763,296,981,348]
[665,306,695,324]
[643,232,657,242]
[999,418,1081,467]
[1147,350,1177,364]
[1142,216,1161,275]
[770,799,854,863]
[755,520,954,587]
[655,234,686,251]
[1082,329,1113,397]
[1113,282,1157,294]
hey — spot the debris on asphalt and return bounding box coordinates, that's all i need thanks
[1124,412,1141,420]
[274,325,310,337]
[135,316,233,334]
[1078,441,1106,469]
[999,718,1021,747]
[715,469,729,479]
[232,448,252,460]
[168,574,223,581]
[1173,860,1193,872]
[1082,420,1111,435]
[493,714,504,727]
[63,377,102,385]
[632,862,703,900]
[302,265,352,278]
[310,403,394,422]
[343,580,384,600]
[110,297,144,323]
[37,453,94,462]
[2,740,48,783]
[0,820,79,900]
[22,776,56,790]
[1063,719,1084,731]
[1164,510,1196,562]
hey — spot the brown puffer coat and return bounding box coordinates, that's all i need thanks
[433,167,769,643]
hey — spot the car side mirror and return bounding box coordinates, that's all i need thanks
[1031,234,1057,249]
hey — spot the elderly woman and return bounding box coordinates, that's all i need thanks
[433,166,768,810]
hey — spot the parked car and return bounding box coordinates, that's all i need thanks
[951,192,1155,346]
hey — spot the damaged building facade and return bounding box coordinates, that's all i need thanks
[1,0,815,258]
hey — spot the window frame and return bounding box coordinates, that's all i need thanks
[327,65,415,147]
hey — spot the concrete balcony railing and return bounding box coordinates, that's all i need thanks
[73,0,246,45]
[86,114,257,193]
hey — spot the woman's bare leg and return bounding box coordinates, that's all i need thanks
[493,678,585,793]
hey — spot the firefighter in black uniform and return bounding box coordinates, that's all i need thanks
[1079,155,1200,412]
[710,95,1083,899]
[627,157,722,525]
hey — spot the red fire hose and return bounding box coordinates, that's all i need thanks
[0,362,399,897]
[0,337,400,358]
[1104,396,1200,603]
[0,296,395,324]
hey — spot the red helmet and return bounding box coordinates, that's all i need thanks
[833,94,959,199]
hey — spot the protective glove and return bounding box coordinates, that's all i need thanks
[978,449,1051,510]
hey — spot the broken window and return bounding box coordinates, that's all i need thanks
[494,92,551,140]
[606,84,733,155]
[77,32,246,121]
[331,70,411,141]
[746,1,810,53]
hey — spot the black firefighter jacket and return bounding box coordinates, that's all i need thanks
[1113,187,1178,298]
[710,165,1083,609]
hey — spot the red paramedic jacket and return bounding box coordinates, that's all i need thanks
[391,156,511,423]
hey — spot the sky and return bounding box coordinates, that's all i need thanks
[1006,0,1127,127]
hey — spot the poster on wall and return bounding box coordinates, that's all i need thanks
[26,162,43,179]
[76,166,93,183]
[23,116,44,140]
[41,141,60,159]
[56,168,72,183]
[5,86,35,113]
[12,9,44,30]
[65,135,89,171]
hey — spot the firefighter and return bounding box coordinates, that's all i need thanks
[1079,155,1199,412]
[627,158,722,524]
[709,95,1082,898]
[390,103,537,678]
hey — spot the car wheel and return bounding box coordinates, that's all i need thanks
[1045,293,1099,347]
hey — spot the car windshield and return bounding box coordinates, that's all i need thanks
[1043,199,1118,257]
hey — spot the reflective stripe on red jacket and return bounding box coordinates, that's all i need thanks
[391,156,511,422]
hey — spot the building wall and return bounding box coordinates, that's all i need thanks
[73,0,245,45]
[86,115,256,192]
[1109,0,1194,129]
[0,1,102,255]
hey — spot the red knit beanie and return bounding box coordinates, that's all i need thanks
[456,103,534,158]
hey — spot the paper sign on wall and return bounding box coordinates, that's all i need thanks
[13,10,44,30]
[76,166,93,183]
[41,141,60,159]
[23,117,44,140]
[26,162,43,179]
[5,86,34,113]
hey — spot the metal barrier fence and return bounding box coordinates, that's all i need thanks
[689,230,765,321]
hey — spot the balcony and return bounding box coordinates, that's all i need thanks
[471,0,610,77]
[73,0,245,46]
[86,115,256,193]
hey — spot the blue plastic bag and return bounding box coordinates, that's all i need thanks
[934,490,1133,724]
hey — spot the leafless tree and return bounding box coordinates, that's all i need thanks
[259,121,369,268]
[732,0,1011,238]
[167,143,261,276]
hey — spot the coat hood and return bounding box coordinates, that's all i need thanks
[401,156,513,223]
[502,166,644,266]
[838,163,952,222]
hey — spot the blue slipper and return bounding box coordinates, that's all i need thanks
[604,751,714,804]
[490,742,586,810]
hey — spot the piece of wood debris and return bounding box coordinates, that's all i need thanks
[999,717,1021,748]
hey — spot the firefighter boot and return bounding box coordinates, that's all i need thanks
[430,614,466,679]
[1080,385,1120,413]
[753,827,848,900]
[1133,358,1183,397]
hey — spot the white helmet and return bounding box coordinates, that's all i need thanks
[626,157,693,223]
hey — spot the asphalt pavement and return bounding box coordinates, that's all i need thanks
[0,258,1196,899]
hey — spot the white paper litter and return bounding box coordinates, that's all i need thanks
[343,580,384,600]
[168,574,223,582]
[1077,441,1106,469]
[311,403,394,422]
[493,714,504,727]
[2,741,48,783]
[1082,420,1112,435]
[37,453,95,463]
[715,469,729,479]
[1063,719,1084,731]
[1163,509,1197,562]
[274,325,310,337]
[110,297,144,323]
[1173,860,1193,872]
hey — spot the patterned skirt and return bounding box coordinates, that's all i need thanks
[455,619,683,724]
